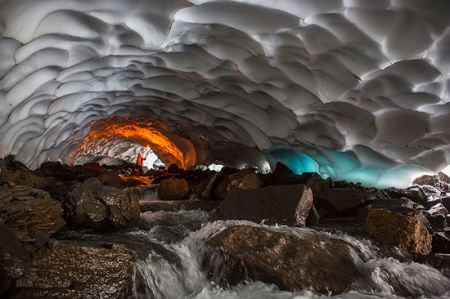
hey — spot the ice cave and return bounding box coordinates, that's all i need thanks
[0,0,450,298]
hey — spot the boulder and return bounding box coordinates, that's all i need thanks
[220,184,313,226]
[190,172,220,200]
[432,232,450,253]
[65,178,140,230]
[205,225,362,294]
[213,169,263,200]
[437,172,450,184]
[0,167,55,190]
[157,178,190,200]
[140,200,220,213]
[96,171,123,187]
[318,187,376,215]
[403,187,427,206]
[14,240,135,299]
[0,224,30,296]
[413,174,440,186]
[0,186,65,251]
[364,208,432,255]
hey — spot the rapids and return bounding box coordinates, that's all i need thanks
[117,205,450,299]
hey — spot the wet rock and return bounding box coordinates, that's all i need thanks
[0,224,30,296]
[364,208,432,255]
[205,225,362,294]
[318,188,376,216]
[14,240,135,299]
[213,169,263,200]
[158,177,190,200]
[219,184,313,226]
[65,178,140,230]
[0,186,65,251]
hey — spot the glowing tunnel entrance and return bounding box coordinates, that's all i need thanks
[71,116,196,169]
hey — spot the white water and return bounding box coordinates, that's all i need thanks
[131,209,450,299]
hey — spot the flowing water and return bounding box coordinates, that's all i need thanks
[124,206,450,299]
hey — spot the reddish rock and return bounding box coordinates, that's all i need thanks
[364,208,432,255]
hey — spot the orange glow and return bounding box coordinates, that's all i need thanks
[74,116,189,168]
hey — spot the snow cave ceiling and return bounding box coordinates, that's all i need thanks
[1,0,450,188]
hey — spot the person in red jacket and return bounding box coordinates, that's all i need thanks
[136,152,145,175]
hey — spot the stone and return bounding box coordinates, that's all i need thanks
[404,186,428,205]
[139,200,220,213]
[0,223,30,296]
[213,169,262,200]
[220,184,313,226]
[432,232,450,253]
[14,240,135,299]
[157,178,190,200]
[413,174,440,186]
[318,188,376,215]
[0,186,65,251]
[0,167,55,190]
[167,163,182,173]
[190,172,220,200]
[65,178,140,230]
[205,225,362,294]
[364,208,432,255]
[428,203,449,216]
[97,171,123,187]
[437,172,450,184]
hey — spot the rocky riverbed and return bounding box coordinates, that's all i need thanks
[1,156,449,298]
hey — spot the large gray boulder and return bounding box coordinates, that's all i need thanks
[65,178,140,230]
[205,225,362,294]
[219,184,313,226]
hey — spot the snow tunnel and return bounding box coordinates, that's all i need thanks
[0,0,450,188]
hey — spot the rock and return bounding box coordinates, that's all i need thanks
[205,225,362,294]
[157,178,190,200]
[359,198,416,220]
[305,205,320,226]
[271,162,293,176]
[364,208,432,255]
[14,240,135,299]
[413,174,440,186]
[404,186,428,205]
[0,224,30,296]
[432,232,450,253]
[437,172,450,184]
[220,184,313,226]
[213,169,262,200]
[0,186,65,251]
[65,178,140,230]
[237,172,264,190]
[427,215,447,232]
[97,171,123,187]
[318,188,376,215]
[139,200,220,213]
[0,167,56,190]
[167,163,182,173]
[429,203,449,216]
[190,172,220,200]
